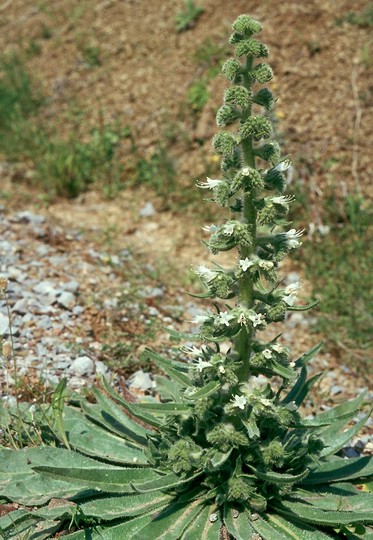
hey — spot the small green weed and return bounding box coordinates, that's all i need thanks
[336,2,373,27]
[80,44,101,68]
[175,0,204,33]
[193,36,230,77]
[291,186,372,366]
[187,79,209,113]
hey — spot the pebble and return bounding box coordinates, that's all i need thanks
[139,202,156,218]
[128,370,154,391]
[57,291,76,310]
[69,356,94,376]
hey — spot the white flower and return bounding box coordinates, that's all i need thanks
[241,167,251,176]
[195,358,212,372]
[197,177,224,189]
[202,224,218,233]
[262,349,272,359]
[272,195,295,206]
[218,311,235,326]
[272,343,285,354]
[248,313,266,328]
[231,394,247,410]
[283,282,302,306]
[223,222,236,236]
[191,314,210,325]
[196,265,218,282]
[239,258,254,272]
[273,159,292,172]
[218,365,226,374]
[260,398,272,407]
[258,260,274,270]
[182,345,205,357]
[285,228,304,249]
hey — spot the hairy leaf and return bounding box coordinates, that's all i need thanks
[302,456,373,485]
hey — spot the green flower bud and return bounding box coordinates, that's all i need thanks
[230,166,264,193]
[216,104,240,127]
[232,15,262,36]
[266,301,287,322]
[212,180,231,206]
[167,438,203,474]
[239,116,272,141]
[253,88,275,110]
[264,167,286,191]
[224,86,252,109]
[255,141,281,164]
[207,423,249,452]
[227,477,254,502]
[229,31,244,44]
[235,39,269,58]
[261,440,285,467]
[221,148,242,172]
[208,221,252,254]
[251,63,273,83]
[208,272,234,299]
[212,131,238,155]
[222,58,242,83]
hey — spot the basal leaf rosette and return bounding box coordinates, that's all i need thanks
[0,13,372,540]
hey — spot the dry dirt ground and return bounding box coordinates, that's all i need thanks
[0,2,372,399]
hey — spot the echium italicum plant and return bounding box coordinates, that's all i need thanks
[0,15,373,540]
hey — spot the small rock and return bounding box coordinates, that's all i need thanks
[139,202,156,218]
[69,356,94,376]
[330,385,344,396]
[141,287,164,299]
[128,370,153,391]
[0,313,9,335]
[13,211,46,225]
[285,272,301,285]
[62,280,79,293]
[57,291,76,310]
[95,360,109,376]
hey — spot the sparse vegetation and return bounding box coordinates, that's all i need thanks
[175,0,204,32]
[336,3,373,27]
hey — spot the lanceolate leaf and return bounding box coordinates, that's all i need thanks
[251,513,335,539]
[133,402,191,415]
[294,342,324,369]
[52,378,70,450]
[0,447,108,505]
[131,498,205,540]
[290,487,373,512]
[132,470,202,493]
[248,466,310,484]
[32,466,162,493]
[181,503,221,539]
[319,408,372,457]
[79,491,173,520]
[184,380,221,400]
[287,300,319,312]
[282,368,323,406]
[316,390,368,423]
[302,456,373,485]
[102,378,162,428]
[224,506,255,540]
[155,374,183,401]
[62,407,147,465]
[276,499,373,526]
[271,360,297,380]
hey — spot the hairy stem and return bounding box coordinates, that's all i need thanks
[235,56,257,383]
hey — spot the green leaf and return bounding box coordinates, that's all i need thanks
[291,487,373,512]
[133,402,191,415]
[282,369,323,406]
[271,360,297,380]
[131,498,205,540]
[181,504,221,539]
[0,447,110,505]
[61,407,148,465]
[166,328,200,341]
[209,449,232,469]
[242,416,260,438]
[248,466,310,484]
[277,499,373,526]
[132,471,202,493]
[0,509,60,540]
[52,378,70,449]
[317,390,368,423]
[60,511,156,539]
[91,387,151,440]
[141,349,192,387]
[102,378,162,428]
[294,342,324,368]
[80,491,172,520]
[184,380,221,400]
[251,513,335,539]
[33,465,162,493]
[287,299,319,312]
[302,456,373,485]
[224,506,255,540]
[155,374,183,401]
[319,408,372,457]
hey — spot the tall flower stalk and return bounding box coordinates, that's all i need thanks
[0,15,372,540]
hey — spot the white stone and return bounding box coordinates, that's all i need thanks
[69,356,94,376]
[57,291,76,310]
